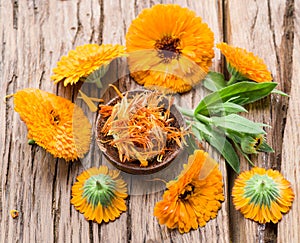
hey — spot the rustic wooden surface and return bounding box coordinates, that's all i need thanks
[0,0,299,242]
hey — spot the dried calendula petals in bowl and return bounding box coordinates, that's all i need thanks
[96,89,186,174]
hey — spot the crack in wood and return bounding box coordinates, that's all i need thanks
[98,0,104,44]
[13,0,18,30]
[126,195,132,242]
[52,159,59,243]
[73,1,83,46]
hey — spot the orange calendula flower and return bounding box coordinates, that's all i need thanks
[217,42,272,83]
[154,150,224,233]
[71,166,127,223]
[13,88,91,161]
[10,209,19,219]
[232,167,294,224]
[51,44,126,86]
[126,4,214,93]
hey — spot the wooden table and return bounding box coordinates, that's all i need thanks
[1,1,299,242]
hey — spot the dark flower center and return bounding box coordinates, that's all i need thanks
[50,110,60,125]
[179,184,195,200]
[155,35,181,63]
[254,137,263,149]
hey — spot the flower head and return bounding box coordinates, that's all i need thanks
[126,4,214,93]
[240,134,265,154]
[71,166,127,223]
[10,210,19,219]
[51,44,126,86]
[154,150,224,233]
[217,42,272,83]
[232,167,294,224]
[13,88,91,161]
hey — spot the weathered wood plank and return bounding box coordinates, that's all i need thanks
[226,0,297,242]
[0,0,299,242]
[278,1,300,242]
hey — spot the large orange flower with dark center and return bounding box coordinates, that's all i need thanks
[154,150,224,233]
[126,4,214,93]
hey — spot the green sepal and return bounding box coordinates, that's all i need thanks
[85,65,109,88]
[202,71,226,92]
[244,174,280,207]
[83,174,116,208]
[232,140,255,166]
[28,139,36,145]
[227,63,249,81]
[194,81,277,116]
[257,141,274,153]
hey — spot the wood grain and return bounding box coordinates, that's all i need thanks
[0,0,298,242]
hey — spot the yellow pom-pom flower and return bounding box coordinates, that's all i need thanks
[126,4,214,93]
[71,166,128,223]
[13,88,91,161]
[51,44,126,86]
[232,167,294,224]
[217,42,272,83]
[154,150,224,233]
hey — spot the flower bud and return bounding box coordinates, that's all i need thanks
[240,134,264,154]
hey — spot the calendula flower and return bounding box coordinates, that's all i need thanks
[154,150,224,233]
[232,167,294,224]
[126,4,214,93]
[10,210,19,219]
[71,166,127,223]
[13,88,91,161]
[51,44,126,86]
[217,42,272,83]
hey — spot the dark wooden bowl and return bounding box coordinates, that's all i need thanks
[95,90,185,175]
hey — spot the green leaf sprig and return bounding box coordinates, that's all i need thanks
[179,75,278,173]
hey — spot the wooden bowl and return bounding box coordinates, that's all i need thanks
[95,90,185,174]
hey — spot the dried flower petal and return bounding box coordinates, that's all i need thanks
[99,91,185,166]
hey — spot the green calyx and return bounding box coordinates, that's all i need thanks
[240,134,264,154]
[227,63,249,84]
[83,174,117,208]
[28,139,36,145]
[244,174,280,208]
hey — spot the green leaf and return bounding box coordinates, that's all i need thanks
[210,114,267,134]
[258,141,274,153]
[202,71,226,92]
[232,141,255,166]
[271,89,290,97]
[202,130,240,173]
[208,102,248,115]
[185,134,200,155]
[194,81,277,116]
[192,120,213,137]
